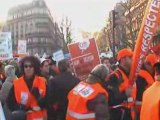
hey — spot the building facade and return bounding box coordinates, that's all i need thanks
[125,0,148,40]
[4,0,64,56]
[0,21,5,32]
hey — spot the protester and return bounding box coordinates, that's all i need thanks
[48,59,80,120]
[140,60,160,120]
[6,56,47,120]
[0,62,6,89]
[135,54,157,118]
[48,56,59,77]
[66,64,110,120]
[101,57,113,73]
[0,65,17,103]
[106,48,134,120]
[9,59,22,78]
[40,58,52,82]
[0,65,17,120]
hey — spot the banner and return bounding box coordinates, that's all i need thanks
[18,40,27,54]
[129,0,160,85]
[68,38,100,81]
[0,32,13,60]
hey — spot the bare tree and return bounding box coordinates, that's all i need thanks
[120,0,142,49]
[60,17,73,45]
[60,17,73,52]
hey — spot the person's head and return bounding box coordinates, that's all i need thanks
[101,57,111,68]
[5,65,16,77]
[87,64,109,86]
[58,59,70,73]
[9,60,18,72]
[143,54,157,75]
[20,56,40,78]
[117,48,133,71]
[154,61,160,75]
[48,56,56,66]
[40,58,49,74]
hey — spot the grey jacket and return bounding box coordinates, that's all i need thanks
[0,65,17,103]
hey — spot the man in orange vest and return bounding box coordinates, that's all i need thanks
[66,64,110,120]
[140,59,160,120]
[135,54,157,119]
[106,48,134,120]
[6,56,47,120]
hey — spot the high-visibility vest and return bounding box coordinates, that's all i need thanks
[138,70,154,88]
[13,76,47,120]
[135,70,154,112]
[66,81,108,120]
[140,81,160,120]
[112,68,136,120]
[112,68,130,92]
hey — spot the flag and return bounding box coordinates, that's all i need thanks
[129,0,160,85]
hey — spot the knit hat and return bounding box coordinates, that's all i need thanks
[145,54,158,67]
[117,48,133,61]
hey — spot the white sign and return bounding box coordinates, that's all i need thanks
[53,50,64,62]
[0,102,6,120]
[0,32,13,60]
[18,40,27,54]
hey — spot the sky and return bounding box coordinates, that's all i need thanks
[0,0,120,40]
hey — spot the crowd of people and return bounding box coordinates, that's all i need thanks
[0,48,159,120]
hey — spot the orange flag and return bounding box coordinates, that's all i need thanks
[129,0,160,85]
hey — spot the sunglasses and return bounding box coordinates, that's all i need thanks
[24,64,33,68]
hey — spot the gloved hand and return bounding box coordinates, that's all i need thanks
[38,97,46,109]
[31,87,46,109]
[11,110,26,120]
[125,86,133,97]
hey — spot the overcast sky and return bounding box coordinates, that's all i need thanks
[0,0,120,40]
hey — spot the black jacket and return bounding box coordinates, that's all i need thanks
[6,77,47,112]
[105,66,132,120]
[106,66,128,106]
[48,71,80,120]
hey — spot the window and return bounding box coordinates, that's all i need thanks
[30,23,33,33]
[41,38,44,43]
[34,48,38,53]
[28,38,32,43]
[21,34,23,38]
[24,11,27,16]
[45,38,48,43]
[41,49,44,54]
[33,38,38,43]
[40,9,43,14]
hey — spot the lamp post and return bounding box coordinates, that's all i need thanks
[111,10,116,59]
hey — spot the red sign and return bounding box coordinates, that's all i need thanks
[68,38,100,81]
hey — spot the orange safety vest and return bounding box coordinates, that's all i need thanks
[113,68,130,93]
[13,76,47,120]
[135,70,155,112]
[66,81,108,120]
[140,81,160,120]
[112,68,136,120]
[138,70,154,89]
